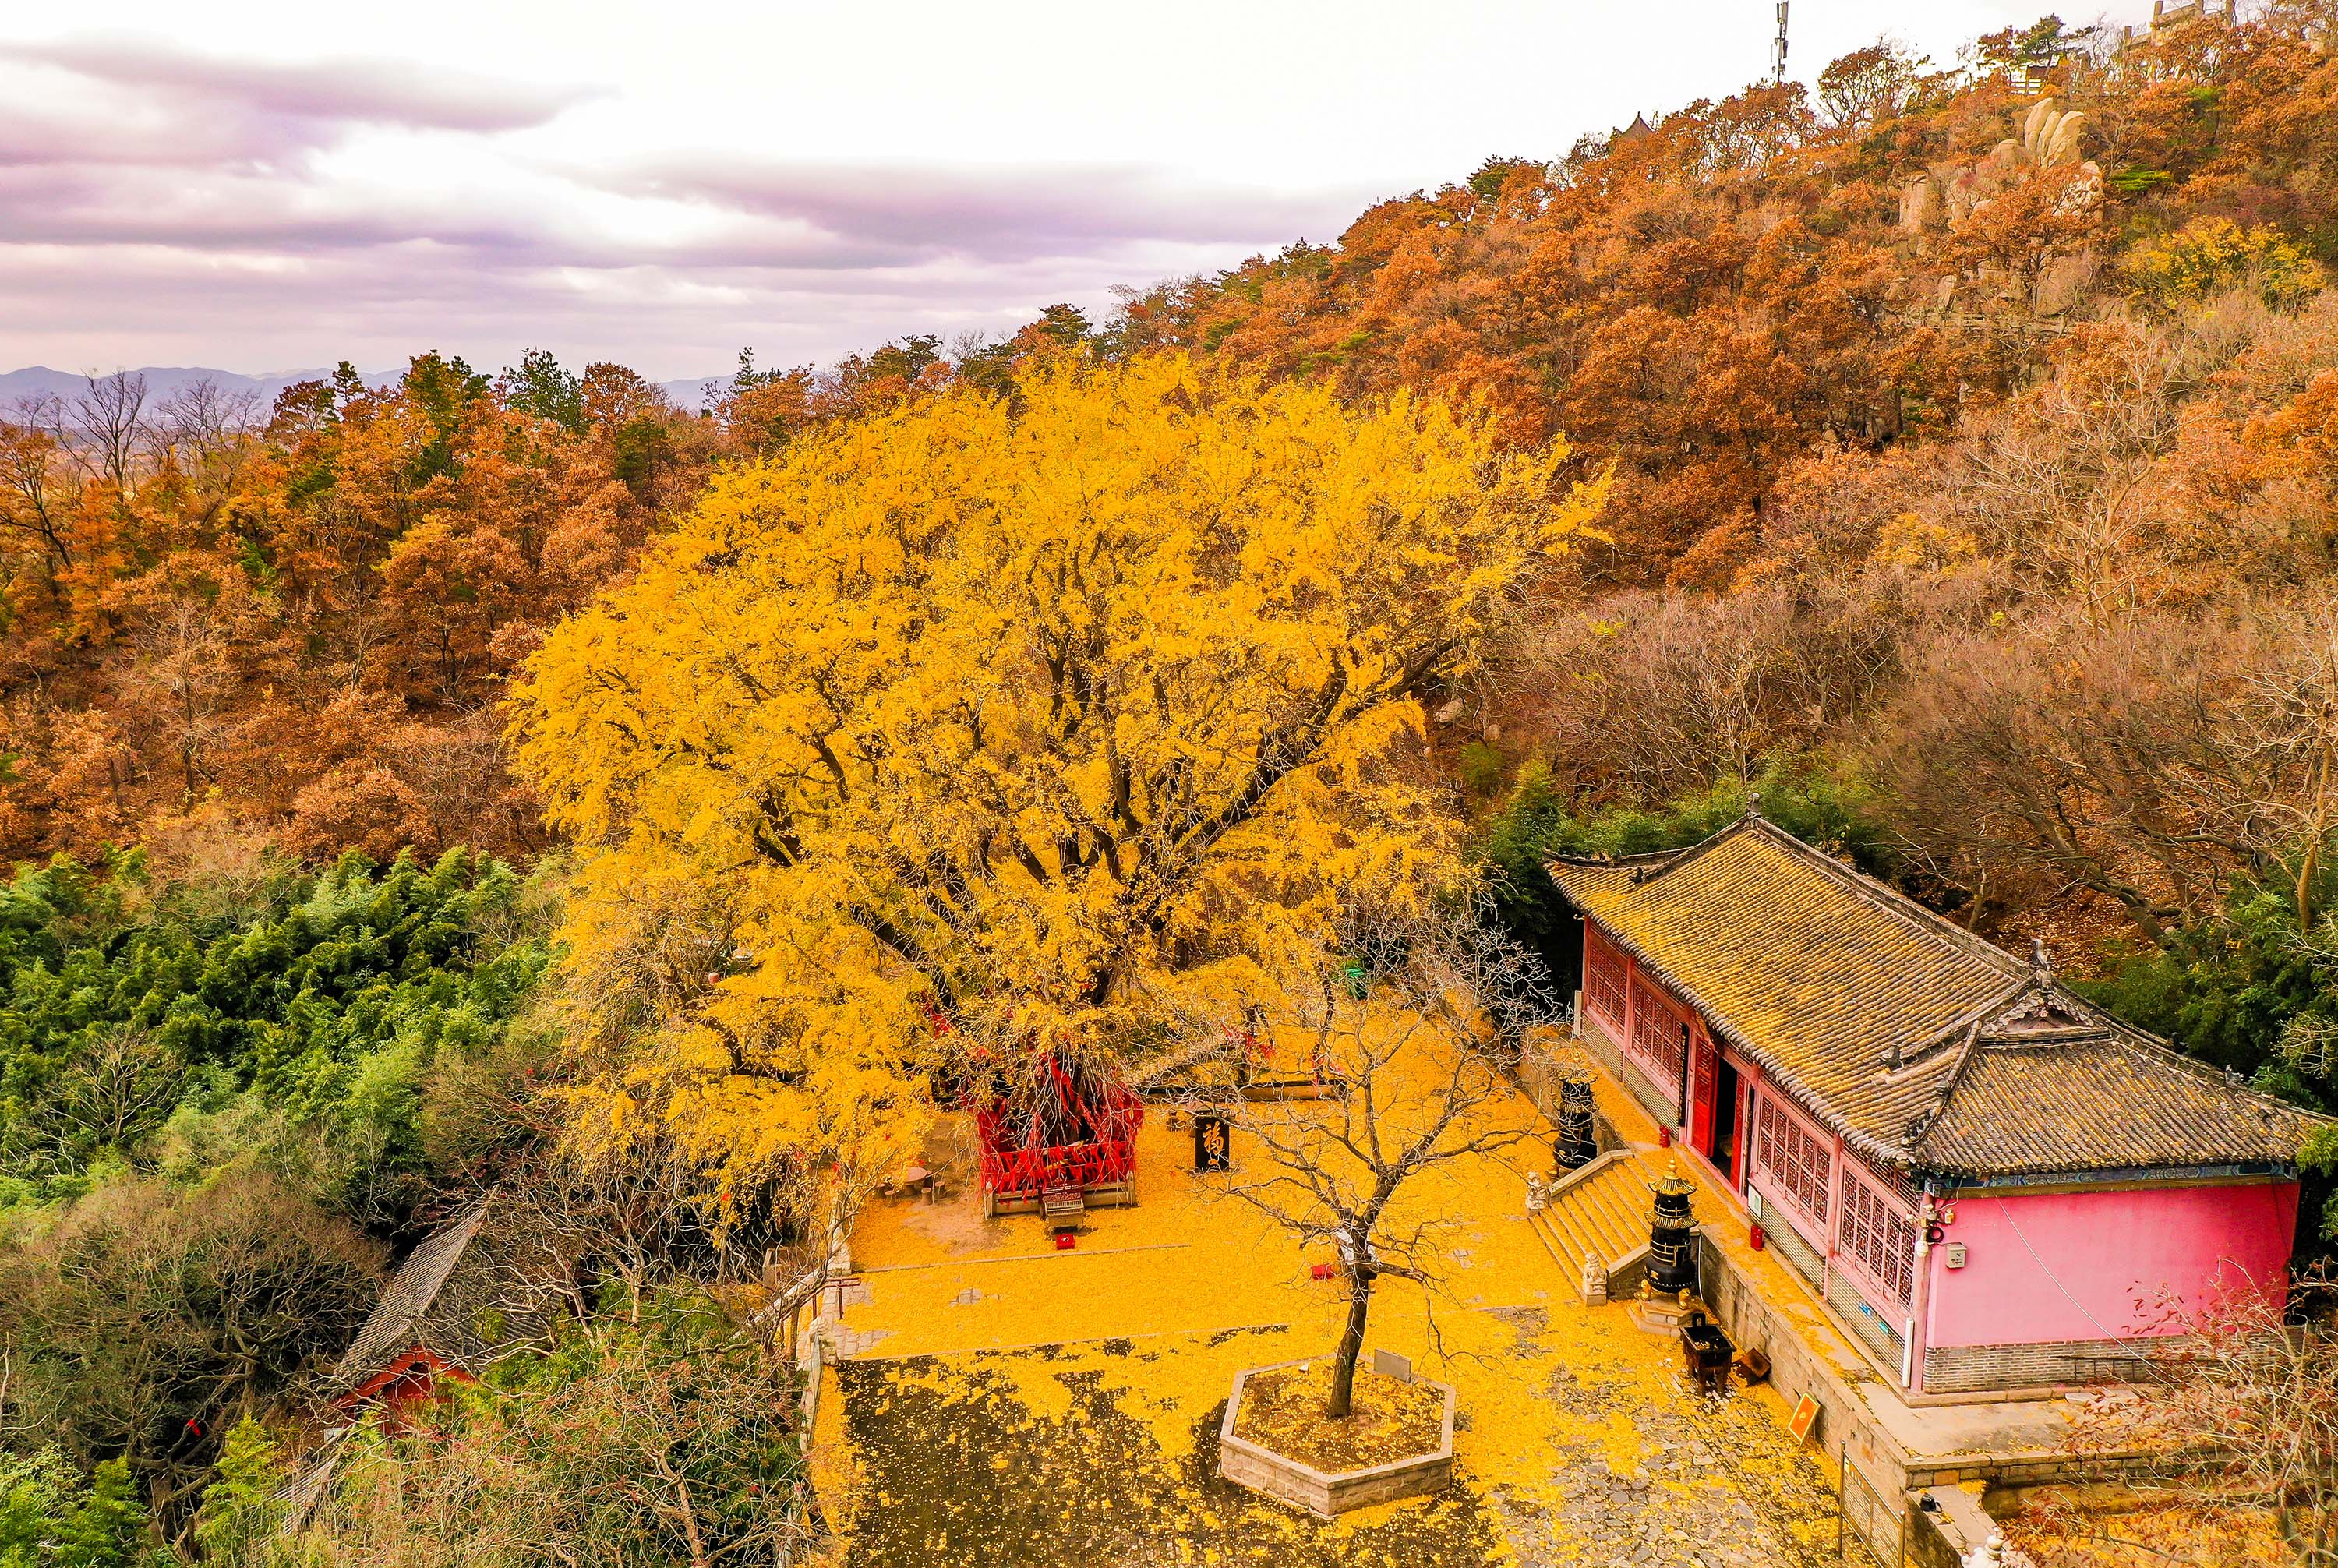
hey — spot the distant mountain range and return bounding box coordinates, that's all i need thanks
[1,365,726,412]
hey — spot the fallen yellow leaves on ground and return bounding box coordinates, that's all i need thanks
[818,1043,1842,1563]
[1231,1361,1446,1473]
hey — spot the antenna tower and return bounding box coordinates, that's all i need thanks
[1771,0,1789,85]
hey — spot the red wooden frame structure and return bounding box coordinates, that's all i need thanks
[331,1347,476,1431]
[973,1054,1143,1214]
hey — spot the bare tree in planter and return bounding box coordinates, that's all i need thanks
[1199,902,1557,1418]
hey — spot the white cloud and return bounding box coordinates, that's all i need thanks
[0,2,2154,379]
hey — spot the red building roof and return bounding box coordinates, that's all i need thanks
[329,1191,572,1404]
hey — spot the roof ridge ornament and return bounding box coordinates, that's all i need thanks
[2029,936,2054,988]
[1745,789,1763,821]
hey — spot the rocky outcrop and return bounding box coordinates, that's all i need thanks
[1898,100,2103,236]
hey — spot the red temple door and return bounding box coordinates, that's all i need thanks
[1688,1031,1719,1154]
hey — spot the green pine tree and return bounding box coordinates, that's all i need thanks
[57,1460,154,1568]
[192,1421,289,1566]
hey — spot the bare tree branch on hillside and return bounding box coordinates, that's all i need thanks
[2234,598,2338,932]
[0,404,78,577]
[1873,608,2300,944]
[2065,1267,2338,1568]
[70,370,149,494]
[152,378,262,522]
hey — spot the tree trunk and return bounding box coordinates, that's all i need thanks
[2298,743,2329,935]
[1328,1270,1373,1419]
[2302,834,2322,938]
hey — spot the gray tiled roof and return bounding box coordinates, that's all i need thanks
[328,1192,563,1394]
[1551,814,2321,1180]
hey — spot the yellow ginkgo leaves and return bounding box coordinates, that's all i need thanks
[510,351,1602,1199]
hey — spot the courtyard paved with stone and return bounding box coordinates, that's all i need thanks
[809,1053,1844,1566]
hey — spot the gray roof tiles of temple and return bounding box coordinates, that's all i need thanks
[328,1191,568,1395]
[1549,813,2320,1181]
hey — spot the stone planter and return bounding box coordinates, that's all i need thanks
[1217,1361,1457,1517]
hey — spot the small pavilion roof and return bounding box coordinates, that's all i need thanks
[1549,812,2319,1181]
[330,1191,562,1395]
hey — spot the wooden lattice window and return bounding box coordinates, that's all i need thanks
[1583,929,1628,1034]
[1625,973,1687,1086]
[1753,1093,1831,1229]
[1837,1168,1917,1308]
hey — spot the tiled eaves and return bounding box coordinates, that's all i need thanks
[1918,1038,2315,1176]
[1549,814,2328,1180]
[1708,823,2310,1135]
[329,1197,494,1392]
[1616,816,2033,984]
[1550,862,1944,1171]
[1552,818,2011,1168]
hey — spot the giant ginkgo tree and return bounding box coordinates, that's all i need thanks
[510,351,1602,1198]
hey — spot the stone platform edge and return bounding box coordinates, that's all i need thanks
[1216,1359,1457,1517]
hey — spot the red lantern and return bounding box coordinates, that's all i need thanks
[1749,1223,1767,1252]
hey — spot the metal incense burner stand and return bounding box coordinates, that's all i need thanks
[1554,1072,1598,1174]
[1648,1164,1699,1297]
[1631,1160,1709,1338]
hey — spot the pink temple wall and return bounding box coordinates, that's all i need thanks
[1926,1181,2298,1347]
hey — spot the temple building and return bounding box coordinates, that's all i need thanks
[328,1192,573,1421]
[1549,807,2319,1396]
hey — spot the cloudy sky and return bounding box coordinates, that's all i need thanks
[2,1,2150,380]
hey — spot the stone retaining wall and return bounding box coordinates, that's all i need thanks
[1217,1362,1456,1518]
[1511,1039,1627,1157]
[1693,1230,1908,1494]
[1694,1224,2180,1560]
[1908,1485,1999,1568]
[1903,1446,2172,1491]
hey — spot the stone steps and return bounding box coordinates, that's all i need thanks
[1535,1152,1661,1301]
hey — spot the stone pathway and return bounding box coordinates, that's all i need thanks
[828,1325,893,1358]
[1493,1391,1838,1568]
